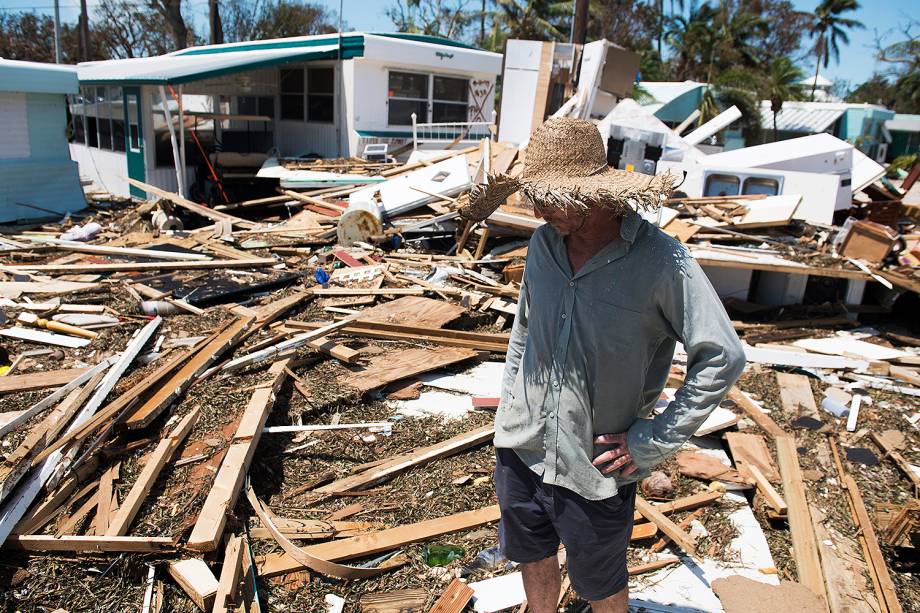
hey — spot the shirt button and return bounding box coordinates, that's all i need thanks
[552,380,559,388]
[548,412,555,419]
[569,281,575,287]
[561,313,567,319]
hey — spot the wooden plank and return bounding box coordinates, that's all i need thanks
[632,490,723,523]
[748,464,787,514]
[776,372,820,418]
[775,436,827,603]
[186,361,289,552]
[359,589,427,613]
[726,387,786,438]
[55,490,98,536]
[286,319,510,352]
[530,41,554,132]
[124,317,253,430]
[14,259,276,274]
[213,536,244,613]
[125,177,257,229]
[725,432,780,482]
[315,425,494,494]
[309,287,426,296]
[0,327,91,348]
[256,505,501,578]
[811,504,881,613]
[430,578,475,613]
[634,496,698,558]
[870,431,920,494]
[628,556,681,576]
[94,463,118,535]
[168,559,219,611]
[842,475,902,612]
[0,368,91,395]
[45,240,212,261]
[4,535,175,552]
[106,409,200,536]
[357,296,465,328]
[345,347,478,393]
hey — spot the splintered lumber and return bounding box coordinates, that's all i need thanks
[168,559,219,611]
[0,280,101,298]
[842,475,902,613]
[186,360,289,552]
[14,259,276,274]
[126,178,257,229]
[105,409,200,536]
[870,431,920,494]
[344,346,478,393]
[213,535,244,613]
[315,425,494,494]
[634,496,698,558]
[33,338,207,463]
[360,589,428,613]
[430,578,475,613]
[725,432,780,482]
[0,358,114,437]
[726,387,785,438]
[124,317,253,429]
[94,463,119,535]
[748,464,787,514]
[256,505,501,577]
[628,556,681,576]
[776,372,820,418]
[357,296,466,328]
[3,534,175,552]
[632,490,723,523]
[0,317,161,546]
[0,368,91,395]
[775,436,827,604]
[309,287,426,296]
[0,327,91,349]
[286,319,510,352]
[42,240,212,261]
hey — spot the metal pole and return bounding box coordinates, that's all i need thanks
[53,0,62,63]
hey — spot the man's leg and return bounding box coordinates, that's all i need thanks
[520,554,562,613]
[589,585,629,613]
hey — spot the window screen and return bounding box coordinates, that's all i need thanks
[307,67,334,123]
[280,68,305,120]
[111,87,126,152]
[704,174,740,197]
[127,94,140,151]
[388,71,428,124]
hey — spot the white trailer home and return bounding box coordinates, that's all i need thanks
[68,33,501,201]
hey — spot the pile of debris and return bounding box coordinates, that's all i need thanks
[0,138,918,613]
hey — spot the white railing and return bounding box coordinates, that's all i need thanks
[411,111,497,150]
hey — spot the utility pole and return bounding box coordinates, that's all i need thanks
[52,0,62,63]
[208,0,223,45]
[572,0,588,45]
[79,0,90,61]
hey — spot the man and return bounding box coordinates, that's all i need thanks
[462,118,746,612]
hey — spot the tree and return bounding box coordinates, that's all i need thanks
[487,0,570,47]
[587,0,661,79]
[868,18,920,113]
[386,0,473,40]
[93,0,175,58]
[147,0,192,51]
[222,0,337,43]
[761,56,806,141]
[0,12,105,62]
[807,0,863,100]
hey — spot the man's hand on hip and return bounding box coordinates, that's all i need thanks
[592,432,637,477]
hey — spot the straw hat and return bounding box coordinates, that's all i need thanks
[461,117,674,222]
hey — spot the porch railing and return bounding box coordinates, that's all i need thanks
[411,111,497,150]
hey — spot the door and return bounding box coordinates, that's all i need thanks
[123,87,146,198]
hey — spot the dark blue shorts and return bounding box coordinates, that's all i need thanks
[494,447,637,601]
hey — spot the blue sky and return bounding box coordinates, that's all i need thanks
[0,0,913,88]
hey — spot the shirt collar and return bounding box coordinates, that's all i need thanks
[620,208,642,244]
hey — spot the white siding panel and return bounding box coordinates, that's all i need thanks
[0,92,31,159]
[69,144,131,197]
[276,121,339,158]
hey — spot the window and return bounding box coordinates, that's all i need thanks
[742,177,779,196]
[307,67,334,123]
[84,88,98,148]
[67,93,87,145]
[111,87,126,152]
[388,71,429,124]
[704,174,740,197]
[280,68,305,120]
[432,76,468,122]
[97,87,112,150]
[127,94,141,151]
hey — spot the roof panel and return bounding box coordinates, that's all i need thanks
[758,101,845,133]
[0,59,79,94]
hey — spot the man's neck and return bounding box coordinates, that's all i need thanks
[565,214,622,274]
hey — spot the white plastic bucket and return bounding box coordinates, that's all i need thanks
[337,197,383,246]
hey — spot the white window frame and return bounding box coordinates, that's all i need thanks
[278,63,336,124]
[386,69,471,127]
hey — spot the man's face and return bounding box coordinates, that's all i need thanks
[532,199,588,236]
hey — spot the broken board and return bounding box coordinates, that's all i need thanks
[341,347,478,393]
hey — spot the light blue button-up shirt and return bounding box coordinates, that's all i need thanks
[495,210,745,500]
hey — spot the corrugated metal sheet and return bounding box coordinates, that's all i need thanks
[0,93,30,159]
[759,101,845,133]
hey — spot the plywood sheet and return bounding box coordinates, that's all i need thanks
[342,347,478,393]
[725,432,780,482]
[358,296,465,328]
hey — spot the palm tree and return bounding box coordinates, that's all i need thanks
[490,0,570,44]
[762,57,806,141]
[807,0,863,100]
